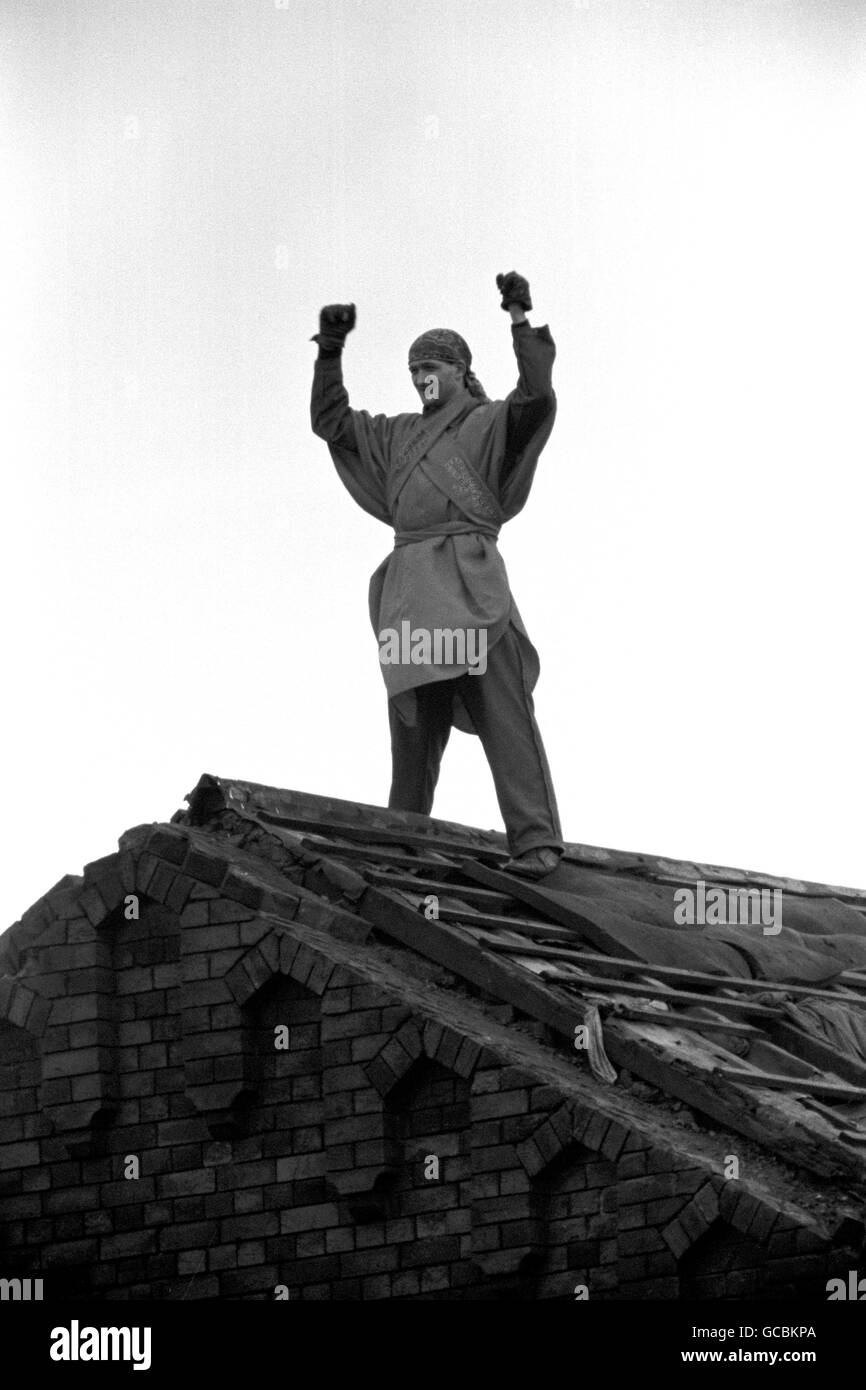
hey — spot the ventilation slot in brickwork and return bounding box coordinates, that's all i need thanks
[529,1142,618,1301]
[243,976,326,1194]
[109,899,182,1111]
[0,1022,43,1284]
[374,1057,472,1280]
[679,1218,772,1300]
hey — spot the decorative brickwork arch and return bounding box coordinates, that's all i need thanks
[678,1216,772,1298]
[181,930,336,1133]
[662,1180,785,1264]
[493,1101,624,1293]
[515,1100,634,1177]
[364,1018,481,1096]
[661,1181,722,1259]
[321,1015,480,1221]
[224,931,338,1006]
[668,1181,827,1299]
[4,860,150,1143]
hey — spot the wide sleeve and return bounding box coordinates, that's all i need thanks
[496,322,557,516]
[311,348,359,450]
[311,353,394,525]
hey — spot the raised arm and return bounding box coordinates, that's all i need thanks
[309,303,397,525]
[310,303,358,450]
[495,272,556,480]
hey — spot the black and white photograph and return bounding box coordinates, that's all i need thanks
[1,0,865,1353]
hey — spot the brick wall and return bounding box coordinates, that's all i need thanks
[0,825,856,1300]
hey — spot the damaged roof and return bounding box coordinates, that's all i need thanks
[5,771,866,1215]
[165,774,866,1190]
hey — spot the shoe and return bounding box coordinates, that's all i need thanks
[503,847,563,880]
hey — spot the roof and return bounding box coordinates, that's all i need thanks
[5,771,866,1226]
[173,776,866,1185]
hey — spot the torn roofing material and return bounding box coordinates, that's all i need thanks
[171,773,866,1185]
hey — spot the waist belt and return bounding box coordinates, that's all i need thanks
[393,521,500,548]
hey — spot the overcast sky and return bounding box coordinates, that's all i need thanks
[2,0,865,925]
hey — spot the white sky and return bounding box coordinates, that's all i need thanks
[2,0,865,925]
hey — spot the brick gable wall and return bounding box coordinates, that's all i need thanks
[0,827,856,1300]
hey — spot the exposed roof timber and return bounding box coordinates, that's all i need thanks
[298,836,475,873]
[532,971,781,1019]
[352,885,615,1082]
[186,775,866,901]
[8,774,866,1202]
[592,1008,763,1037]
[713,1069,866,1100]
[364,869,514,910]
[175,775,866,1182]
[357,879,864,1178]
[768,1020,866,1088]
[186,775,509,860]
[483,939,866,1004]
[606,1021,866,1180]
[437,910,581,941]
[262,811,509,861]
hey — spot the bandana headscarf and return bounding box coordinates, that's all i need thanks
[408,328,489,402]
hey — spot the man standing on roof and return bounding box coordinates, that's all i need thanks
[310,272,563,879]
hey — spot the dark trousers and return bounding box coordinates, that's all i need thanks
[387,628,563,857]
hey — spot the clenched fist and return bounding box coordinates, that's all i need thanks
[496,272,532,313]
[313,303,357,351]
[497,272,530,314]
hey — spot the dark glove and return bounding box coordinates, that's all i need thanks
[312,303,356,351]
[496,271,532,313]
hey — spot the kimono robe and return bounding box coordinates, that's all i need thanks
[311,321,557,734]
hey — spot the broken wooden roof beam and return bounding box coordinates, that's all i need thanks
[589,1006,765,1037]
[362,868,513,911]
[604,1020,866,1179]
[767,1019,866,1088]
[713,1068,866,1101]
[298,835,463,873]
[256,809,509,862]
[532,969,781,1018]
[482,939,866,1005]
